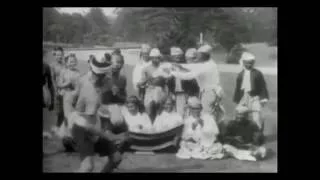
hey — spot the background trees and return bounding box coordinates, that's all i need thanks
[43,7,277,50]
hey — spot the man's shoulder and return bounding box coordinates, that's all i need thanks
[252,68,263,75]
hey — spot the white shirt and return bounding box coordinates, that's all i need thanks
[132,60,151,91]
[183,113,219,147]
[171,60,221,93]
[241,69,251,92]
[122,108,153,133]
[153,111,183,132]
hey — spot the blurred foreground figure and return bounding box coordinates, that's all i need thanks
[233,52,269,130]
[43,49,55,110]
[176,97,224,160]
[64,56,124,173]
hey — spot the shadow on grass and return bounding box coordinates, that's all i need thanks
[119,163,204,172]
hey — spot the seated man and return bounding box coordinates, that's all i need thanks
[176,97,224,160]
[152,97,183,133]
[121,96,153,133]
[220,106,267,161]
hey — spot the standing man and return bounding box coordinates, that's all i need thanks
[132,44,152,101]
[50,46,66,134]
[169,47,188,117]
[171,45,225,123]
[138,48,170,122]
[184,48,200,98]
[233,52,269,131]
[65,56,124,173]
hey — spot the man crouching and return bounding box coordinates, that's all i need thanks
[65,56,124,173]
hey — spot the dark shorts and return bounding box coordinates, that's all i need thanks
[55,95,64,114]
[72,124,117,160]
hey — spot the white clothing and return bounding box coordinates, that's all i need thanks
[122,108,153,133]
[171,60,221,93]
[176,112,224,160]
[153,111,183,132]
[182,113,219,146]
[241,69,251,92]
[132,60,151,91]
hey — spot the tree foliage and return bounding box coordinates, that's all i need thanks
[43,7,277,50]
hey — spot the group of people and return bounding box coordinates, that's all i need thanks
[42,43,269,173]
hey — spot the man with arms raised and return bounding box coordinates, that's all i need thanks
[171,45,225,123]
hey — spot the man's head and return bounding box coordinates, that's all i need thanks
[197,44,212,62]
[112,48,122,56]
[89,55,110,82]
[163,97,175,113]
[54,46,64,63]
[140,44,151,62]
[111,54,124,73]
[126,96,140,115]
[149,48,162,66]
[104,53,112,65]
[66,54,78,70]
[170,47,184,63]
[240,52,255,70]
[235,105,249,122]
[188,97,202,118]
[185,48,198,63]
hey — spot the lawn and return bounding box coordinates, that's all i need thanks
[43,51,277,172]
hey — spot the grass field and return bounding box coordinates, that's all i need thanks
[43,48,277,172]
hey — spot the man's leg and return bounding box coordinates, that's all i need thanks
[175,93,187,117]
[77,156,94,172]
[201,90,216,114]
[250,97,263,130]
[138,87,145,102]
[56,95,65,127]
[100,151,122,173]
[72,124,96,172]
[94,137,123,173]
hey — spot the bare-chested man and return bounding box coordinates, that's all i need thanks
[138,48,170,122]
[65,57,124,173]
[50,46,66,133]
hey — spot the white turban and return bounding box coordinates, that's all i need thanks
[240,52,255,62]
[197,44,213,54]
[170,47,183,56]
[185,48,197,58]
[149,48,162,57]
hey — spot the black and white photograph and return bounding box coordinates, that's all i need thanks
[42,7,277,173]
